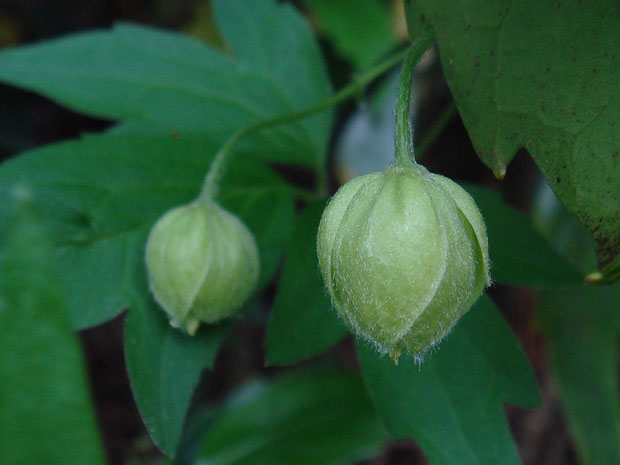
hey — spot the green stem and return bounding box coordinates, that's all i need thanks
[394,31,434,165]
[201,45,415,201]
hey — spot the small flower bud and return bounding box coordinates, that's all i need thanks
[145,200,259,334]
[317,162,490,361]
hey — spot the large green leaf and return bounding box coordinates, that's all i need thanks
[405,0,620,274]
[265,201,347,366]
[538,285,620,465]
[0,133,295,329]
[303,0,396,69]
[357,296,539,465]
[124,296,230,457]
[0,0,332,168]
[0,191,106,465]
[466,185,582,287]
[198,367,386,465]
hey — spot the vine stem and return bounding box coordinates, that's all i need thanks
[394,31,434,165]
[200,31,433,201]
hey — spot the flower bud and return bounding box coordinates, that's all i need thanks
[317,162,490,361]
[145,200,259,334]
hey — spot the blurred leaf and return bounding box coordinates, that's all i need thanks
[174,407,214,465]
[304,0,396,69]
[199,367,385,465]
[266,201,347,366]
[0,0,332,168]
[0,133,294,329]
[0,190,105,465]
[405,0,620,273]
[125,296,230,457]
[531,182,598,275]
[466,185,583,287]
[358,296,539,465]
[531,179,619,464]
[538,286,620,465]
[335,70,398,179]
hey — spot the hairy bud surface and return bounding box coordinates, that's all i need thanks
[317,163,490,360]
[146,201,259,334]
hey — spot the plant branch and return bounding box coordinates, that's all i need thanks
[200,40,429,201]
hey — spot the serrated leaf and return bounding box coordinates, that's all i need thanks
[198,367,385,465]
[357,296,539,465]
[0,192,105,465]
[303,0,396,69]
[266,201,347,366]
[537,285,620,465]
[466,185,583,287]
[405,0,620,273]
[0,133,295,329]
[124,296,230,457]
[0,0,332,168]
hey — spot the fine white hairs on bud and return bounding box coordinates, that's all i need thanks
[145,200,259,334]
[317,163,490,362]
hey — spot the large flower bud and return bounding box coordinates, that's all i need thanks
[146,200,259,334]
[317,162,490,360]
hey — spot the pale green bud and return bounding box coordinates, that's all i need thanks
[145,200,259,334]
[317,163,490,361]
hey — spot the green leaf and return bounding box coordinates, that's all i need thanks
[0,2,332,168]
[466,185,583,287]
[0,133,295,329]
[174,407,214,465]
[266,201,347,366]
[218,166,295,289]
[303,0,396,69]
[212,0,332,155]
[405,0,620,273]
[124,296,230,457]
[0,190,106,465]
[537,285,620,465]
[357,295,539,465]
[199,367,386,465]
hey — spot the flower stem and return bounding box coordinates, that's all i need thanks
[394,31,434,165]
[200,44,420,201]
